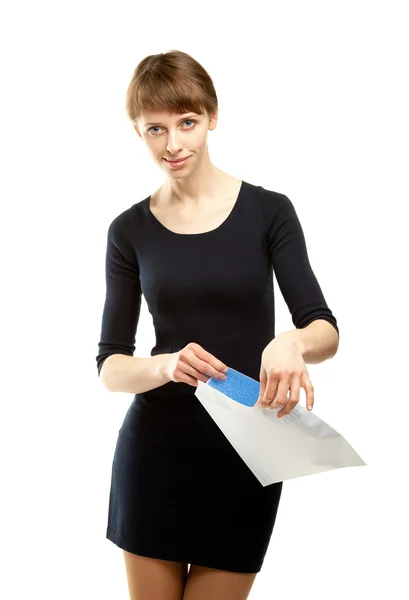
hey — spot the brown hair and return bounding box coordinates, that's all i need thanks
[125,50,219,129]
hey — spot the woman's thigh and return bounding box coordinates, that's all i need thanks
[123,550,189,600]
[182,564,258,600]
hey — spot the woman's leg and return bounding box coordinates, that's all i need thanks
[123,550,189,600]
[182,564,258,600]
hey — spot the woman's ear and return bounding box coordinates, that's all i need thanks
[132,121,142,138]
[209,109,218,130]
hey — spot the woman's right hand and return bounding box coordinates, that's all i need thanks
[164,342,229,387]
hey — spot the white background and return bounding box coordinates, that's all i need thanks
[1,1,408,598]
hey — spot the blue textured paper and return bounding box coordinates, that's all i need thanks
[207,367,260,407]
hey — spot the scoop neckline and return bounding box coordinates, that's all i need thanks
[146,180,246,238]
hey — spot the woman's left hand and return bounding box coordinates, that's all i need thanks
[254,333,314,417]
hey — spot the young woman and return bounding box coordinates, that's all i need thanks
[96,49,339,600]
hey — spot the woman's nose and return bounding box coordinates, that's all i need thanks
[166,141,183,153]
[166,131,184,153]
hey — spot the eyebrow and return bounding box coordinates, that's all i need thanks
[144,113,198,127]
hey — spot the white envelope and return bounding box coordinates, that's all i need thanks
[194,369,366,487]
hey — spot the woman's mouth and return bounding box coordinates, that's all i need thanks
[164,156,191,168]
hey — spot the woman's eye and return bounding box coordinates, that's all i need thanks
[148,120,197,135]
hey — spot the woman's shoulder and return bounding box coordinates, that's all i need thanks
[248,181,293,216]
[109,195,149,231]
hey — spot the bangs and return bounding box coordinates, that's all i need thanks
[129,72,210,121]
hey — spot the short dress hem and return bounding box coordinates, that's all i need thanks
[106,527,264,574]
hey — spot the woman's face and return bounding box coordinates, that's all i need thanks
[134,109,218,175]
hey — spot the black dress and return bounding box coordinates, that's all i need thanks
[95,180,339,573]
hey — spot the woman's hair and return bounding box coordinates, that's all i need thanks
[125,50,219,126]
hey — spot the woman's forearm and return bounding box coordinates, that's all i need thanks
[100,353,173,394]
[277,319,339,365]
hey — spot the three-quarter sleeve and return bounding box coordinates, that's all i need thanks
[265,191,339,337]
[95,212,142,377]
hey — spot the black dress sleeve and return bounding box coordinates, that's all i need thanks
[264,191,339,337]
[95,212,142,377]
